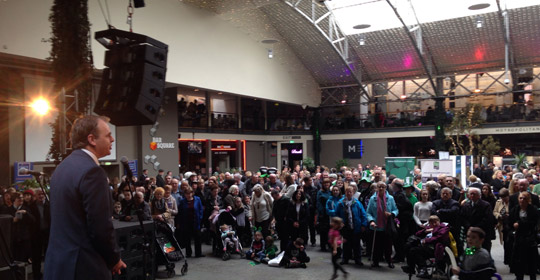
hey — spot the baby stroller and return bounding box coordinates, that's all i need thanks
[219,224,245,261]
[154,220,188,277]
[211,210,244,260]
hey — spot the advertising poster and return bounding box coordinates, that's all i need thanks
[420,159,453,182]
[385,157,416,185]
[14,162,34,182]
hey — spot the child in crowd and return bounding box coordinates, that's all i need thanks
[220,224,241,253]
[112,202,122,220]
[246,231,265,262]
[280,238,310,268]
[451,227,495,280]
[262,236,278,264]
[329,217,348,279]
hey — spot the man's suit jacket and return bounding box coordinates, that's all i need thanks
[460,199,495,240]
[44,149,120,280]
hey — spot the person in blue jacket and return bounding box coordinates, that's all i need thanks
[335,186,368,266]
[317,178,332,251]
[326,185,342,218]
[176,187,204,258]
[366,182,399,268]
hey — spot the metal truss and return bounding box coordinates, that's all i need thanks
[385,0,438,96]
[283,0,370,100]
[320,85,363,106]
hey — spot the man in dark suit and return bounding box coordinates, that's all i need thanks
[461,187,495,252]
[44,115,125,280]
[138,169,149,186]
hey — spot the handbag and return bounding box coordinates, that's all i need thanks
[386,216,399,241]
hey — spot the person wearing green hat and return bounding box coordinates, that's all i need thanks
[403,184,418,206]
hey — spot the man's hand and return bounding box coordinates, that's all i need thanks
[124,216,132,221]
[112,259,126,275]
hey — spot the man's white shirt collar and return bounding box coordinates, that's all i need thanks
[81,149,99,166]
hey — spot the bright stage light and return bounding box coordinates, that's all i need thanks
[30,98,51,116]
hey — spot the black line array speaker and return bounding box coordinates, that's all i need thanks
[112,220,155,280]
[94,29,168,126]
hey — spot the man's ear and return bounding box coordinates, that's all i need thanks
[87,133,97,147]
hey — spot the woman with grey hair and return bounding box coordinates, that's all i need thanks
[251,184,273,237]
[224,185,240,211]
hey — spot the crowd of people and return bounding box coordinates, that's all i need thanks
[1,162,539,279]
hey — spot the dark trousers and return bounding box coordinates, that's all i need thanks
[361,230,372,258]
[308,208,317,245]
[31,230,49,280]
[180,226,202,257]
[255,218,272,238]
[372,230,392,264]
[332,247,347,275]
[276,222,289,252]
[318,215,330,250]
[341,227,361,262]
[394,219,413,261]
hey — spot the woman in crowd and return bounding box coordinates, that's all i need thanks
[491,170,505,195]
[281,174,297,199]
[508,191,539,280]
[0,192,14,216]
[481,184,496,210]
[366,182,398,268]
[287,189,310,243]
[177,187,204,258]
[326,186,342,218]
[224,185,240,210]
[163,185,178,218]
[335,179,345,195]
[413,189,433,228]
[493,188,510,264]
[151,187,174,227]
[251,184,273,238]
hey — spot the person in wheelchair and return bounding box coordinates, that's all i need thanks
[452,227,496,280]
[402,215,450,279]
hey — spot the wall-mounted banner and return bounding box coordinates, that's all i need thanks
[126,159,138,178]
[385,157,416,185]
[343,139,364,159]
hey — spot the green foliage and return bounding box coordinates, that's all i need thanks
[513,153,529,169]
[47,0,93,162]
[12,179,40,191]
[445,103,484,155]
[303,157,315,170]
[335,158,349,169]
[477,136,501,162]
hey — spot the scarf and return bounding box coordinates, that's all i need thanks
[376,192,386,229]
[344,199,354,228]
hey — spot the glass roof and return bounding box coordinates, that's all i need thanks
[327,0,540,35]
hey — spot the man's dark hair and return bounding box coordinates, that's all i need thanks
[270,189,280,196]
[468,227,486,239]
[71,115,109,150]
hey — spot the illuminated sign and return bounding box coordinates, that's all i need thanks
[291,149,303,154]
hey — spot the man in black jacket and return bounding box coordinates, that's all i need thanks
[391,179,414,262]
[461,188,495,252]
[303,177,319,246]
[29,189,50,280]
[271,189,290,251]
[432,187,462,255]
